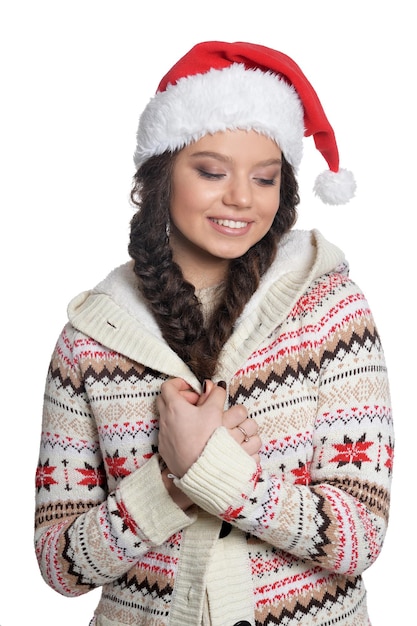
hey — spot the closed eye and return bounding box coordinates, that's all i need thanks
[255,177,277,186]
[197,169,225,180]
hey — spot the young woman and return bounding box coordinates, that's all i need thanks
[34,41,393,626]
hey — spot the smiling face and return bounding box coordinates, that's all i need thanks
[169,129,282,288]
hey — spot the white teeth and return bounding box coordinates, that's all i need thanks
[212,218,247,229]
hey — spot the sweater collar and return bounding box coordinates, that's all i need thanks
[67,229,345,389]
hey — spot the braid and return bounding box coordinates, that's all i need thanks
[129,154,207,365]
[129,151,299,382]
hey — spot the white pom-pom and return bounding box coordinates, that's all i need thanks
[313,168,356,205]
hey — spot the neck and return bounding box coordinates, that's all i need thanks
[180,262,228,290]
[169,234,229,289]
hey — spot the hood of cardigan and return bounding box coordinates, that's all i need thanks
[67,229,345,390]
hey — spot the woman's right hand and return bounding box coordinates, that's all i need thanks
[157,378,231,478]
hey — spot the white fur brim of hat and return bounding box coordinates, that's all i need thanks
[134,63,304,169]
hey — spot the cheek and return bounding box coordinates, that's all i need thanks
[257,199,280,237]
[170,182,215,220]
[262,193,280,221]
[170,182,193,222]
[170,194,199,231]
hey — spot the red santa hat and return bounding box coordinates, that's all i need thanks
[134,41,356,205]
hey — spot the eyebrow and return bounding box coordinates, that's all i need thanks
[189,151,282,167]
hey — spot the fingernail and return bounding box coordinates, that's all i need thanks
[217,380,227,389]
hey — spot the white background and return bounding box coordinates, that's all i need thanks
[1,1,413,623]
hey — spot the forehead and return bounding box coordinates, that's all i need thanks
[179,129,282,162]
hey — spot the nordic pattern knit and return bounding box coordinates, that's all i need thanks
[34,230,393,626]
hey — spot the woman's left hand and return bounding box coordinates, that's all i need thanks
[201,380,261,464]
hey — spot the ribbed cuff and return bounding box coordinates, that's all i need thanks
[118,455,196,545]
[177,427,257,515]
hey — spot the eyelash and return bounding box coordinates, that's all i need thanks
[256,178,276,186]
[197,169,223,180]
[197,169,277,186]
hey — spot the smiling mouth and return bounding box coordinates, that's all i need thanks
[211,218,249,229]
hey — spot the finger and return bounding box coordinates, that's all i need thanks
[179,388,200,405]
[159,378,200,408]
[242,434,262,456]
[161,377,196,397]
[237,419,258,439]
[222,405,249,429]
[196,380,215,406]
[229,419,258,445]
[157,378,198,416]
[194,380,227,412]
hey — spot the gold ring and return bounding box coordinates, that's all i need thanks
[237,425,250,442]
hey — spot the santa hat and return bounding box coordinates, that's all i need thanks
[134,41,356,205]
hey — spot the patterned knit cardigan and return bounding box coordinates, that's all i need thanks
[34,230,393,626]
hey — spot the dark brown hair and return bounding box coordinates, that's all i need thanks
[128,148,299,382]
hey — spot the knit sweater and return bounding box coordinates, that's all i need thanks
[34,229,393,626]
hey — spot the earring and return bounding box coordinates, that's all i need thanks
[165,217,171,239]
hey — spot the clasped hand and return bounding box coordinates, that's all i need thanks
[157,378,261,480]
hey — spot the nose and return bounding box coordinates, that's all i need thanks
[223,174,252,209]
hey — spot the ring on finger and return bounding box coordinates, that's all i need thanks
[237,425,250,442]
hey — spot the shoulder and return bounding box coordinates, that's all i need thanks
[53,322,117,367]
[261,229,345,287]
[67,261,161,337]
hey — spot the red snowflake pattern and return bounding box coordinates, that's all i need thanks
[222,505,245,522]
[36,459,58,491]
[76,463,106,490]
[291,461,312,485]
[112,500,139,534]
[330,434,373,469]
[105,451,130,478]
[384,442,394,473]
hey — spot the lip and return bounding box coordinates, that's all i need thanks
[209,217,252,236]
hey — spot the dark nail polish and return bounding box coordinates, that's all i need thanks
[217,380,227,389]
